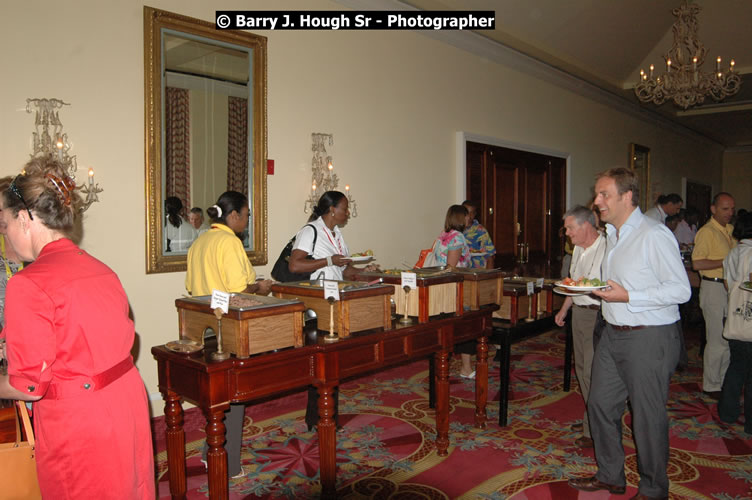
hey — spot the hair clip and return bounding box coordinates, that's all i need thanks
[45,173,76,207]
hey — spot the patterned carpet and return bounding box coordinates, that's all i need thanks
[152,328,752,499]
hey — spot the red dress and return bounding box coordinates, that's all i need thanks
[4,239,155,499]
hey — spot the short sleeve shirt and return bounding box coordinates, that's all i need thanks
[433,230,471,268]
[463,220,496,268]
[692,218,736,279]
[292,218,349,280]
[186,224,256,295]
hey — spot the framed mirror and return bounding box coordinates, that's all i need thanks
[144,6,267,274]
[629,143,651,213]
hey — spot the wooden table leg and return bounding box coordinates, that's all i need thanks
[434,350,449,456]
[474,336,488,429]
[205,406,229,500]
[428,353,436,409]
[317,384,337,499]
[164,391,186,500]
[498,332,511,427]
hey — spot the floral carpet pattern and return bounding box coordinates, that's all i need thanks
[153,329,752,499]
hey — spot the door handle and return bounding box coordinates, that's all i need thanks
[515,222,522,236]
[488,207,493,215]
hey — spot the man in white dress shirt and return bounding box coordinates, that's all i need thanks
[644,193,682,223]
[554,205,605,449]
[569,168,690,500]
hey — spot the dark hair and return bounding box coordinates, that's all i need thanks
[462,199,479,211]
[712,192,733,206]
[732,211,752,240]
[190,207,203,216]
[665,214,681,227]
[563,205,597,228]
[207,191,248,224]
[595,167,639,207]
[309,191,346,222]
[165,196,183,228]
[2,156,82,238]
[657,193,682,205]
[444,204,469,232]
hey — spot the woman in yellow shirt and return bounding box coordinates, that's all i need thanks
[185,190,272,478]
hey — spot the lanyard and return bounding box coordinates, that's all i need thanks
[323,227,343,255]
[1,236,23,281]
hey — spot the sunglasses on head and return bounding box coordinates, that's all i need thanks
[9,176,33,221]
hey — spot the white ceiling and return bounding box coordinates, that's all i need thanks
[395,0,752,148]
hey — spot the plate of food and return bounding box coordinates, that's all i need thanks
[553,286,587,296]
[555,277,610,291]
[741,281,752,292]
[349,250,374,262]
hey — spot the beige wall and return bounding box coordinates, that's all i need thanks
[0,0,725,412]
[722,151,752,211]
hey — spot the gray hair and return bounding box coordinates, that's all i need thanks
[563,205,597,228]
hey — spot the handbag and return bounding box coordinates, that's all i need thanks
[415,240,439,268]
[0,401,42,499]
[271,224,318,282]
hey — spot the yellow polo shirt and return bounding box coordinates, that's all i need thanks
[185,224,256,295]
[692,218,736,279]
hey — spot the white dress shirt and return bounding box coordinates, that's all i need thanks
[569,234,605,307]
[602,208,691,326]
[644,204,666,223]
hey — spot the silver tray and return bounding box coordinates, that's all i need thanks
[181,293,302,312]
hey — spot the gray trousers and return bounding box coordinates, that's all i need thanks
[589,322,680,498]
[572,306,597,438]
[700,280,730,391]
[202,404,246,477]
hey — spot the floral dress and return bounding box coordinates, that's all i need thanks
[432,229,471,267]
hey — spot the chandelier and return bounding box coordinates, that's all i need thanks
[303,133,358,217]
[634,1,740,109]
[26,98,103,211]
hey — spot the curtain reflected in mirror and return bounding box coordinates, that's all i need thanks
[629,143,651,213]
[144,7,267,273]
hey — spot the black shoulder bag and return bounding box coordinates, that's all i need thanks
[271,224,318,282]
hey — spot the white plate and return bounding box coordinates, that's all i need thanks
[554,281,609,291]
[348,255,374,262]
[741,284,752,293]
[553,286,587,296]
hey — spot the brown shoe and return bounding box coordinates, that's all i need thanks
[571,422,583,432]
[568,476,626,494]
[575,436,594,448]
[630,494,668,500]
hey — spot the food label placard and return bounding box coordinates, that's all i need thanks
[323,280,340,301]
[526,281,535,296]
[210,290,230,313]
[401,272,417,290]
[536,278,544,288]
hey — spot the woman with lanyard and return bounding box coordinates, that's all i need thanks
[186,190,272,478]
[288,191,377,431]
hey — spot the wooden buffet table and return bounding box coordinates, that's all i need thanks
[153,306,496,499]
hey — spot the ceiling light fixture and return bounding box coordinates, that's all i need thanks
[634,1,740,109]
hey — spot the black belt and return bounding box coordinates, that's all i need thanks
[607,323,647,331]
[574,304,600,310]
[701,276,724,283]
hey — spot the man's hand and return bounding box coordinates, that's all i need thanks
[554,308,567,327]
[331,254,352,267]
[592,280,629,303]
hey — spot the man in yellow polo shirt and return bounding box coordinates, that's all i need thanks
[692,192,736,398]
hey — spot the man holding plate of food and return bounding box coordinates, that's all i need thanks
[568,167,690,500]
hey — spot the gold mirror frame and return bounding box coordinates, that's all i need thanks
[629,143,651,213]
[144,6,267,274]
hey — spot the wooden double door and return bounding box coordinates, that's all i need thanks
[466,141,566,276]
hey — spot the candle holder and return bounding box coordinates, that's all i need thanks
[25,98,103,212]
[398,286,413,325]
[210,307,231,361]
[303,132,357,217]
[323,297,340,343]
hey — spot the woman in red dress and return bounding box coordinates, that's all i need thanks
[0,157,155,498]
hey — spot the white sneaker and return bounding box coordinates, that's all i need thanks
[460,371,476,380]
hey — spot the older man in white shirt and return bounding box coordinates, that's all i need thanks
[645,193,682,224]
[569,168,690,500]
[555,205,605,449]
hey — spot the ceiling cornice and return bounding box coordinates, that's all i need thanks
[334,0,724,149]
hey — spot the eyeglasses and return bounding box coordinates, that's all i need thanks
[8,176,33,221]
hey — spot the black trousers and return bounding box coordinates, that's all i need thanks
[718,339,752,433]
